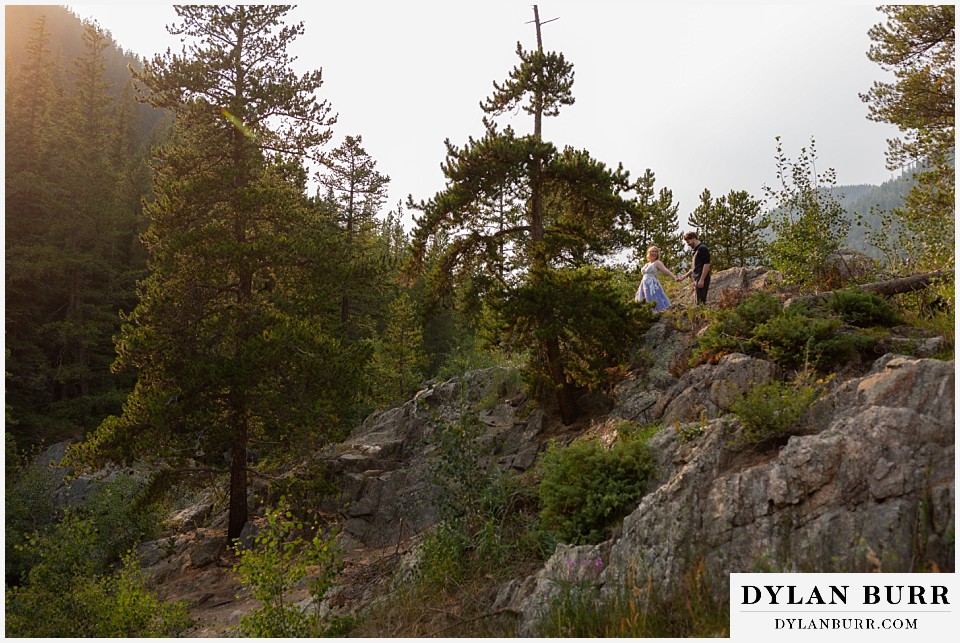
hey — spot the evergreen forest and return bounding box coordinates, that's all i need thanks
[4,4,954,638]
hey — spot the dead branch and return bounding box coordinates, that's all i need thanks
[786,270,948,306]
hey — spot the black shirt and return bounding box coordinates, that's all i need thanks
[692,243,711,279]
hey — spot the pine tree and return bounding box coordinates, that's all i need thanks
[688,188,765,270]
[69,5,349,540]
[862,5,954,172]
[5,15,62,441]
[861,5,955,275]
[688,189,723,266]
[319,135,390,336]
[409,7,646,423]
[50,21,124,406]
[723,190,766,268]
[629,169,682,268]
[6,18,149,444]
[370,292,427,405]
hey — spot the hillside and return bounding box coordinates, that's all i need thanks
[828,171,916,257]
[4,5,166,145]
[11,268,953,637]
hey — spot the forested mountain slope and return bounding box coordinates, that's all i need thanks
[5,5,169,446]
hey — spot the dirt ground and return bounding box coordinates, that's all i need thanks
[156,537,410,637]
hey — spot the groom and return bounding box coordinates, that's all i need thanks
[678,231,711,304]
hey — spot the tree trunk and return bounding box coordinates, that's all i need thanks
[788,270,947,306]
[860,270,946,297]
[544,335,579,424]
[228,415,249,541]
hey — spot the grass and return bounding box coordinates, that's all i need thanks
[348,570,523,637]
[537,559,728,637]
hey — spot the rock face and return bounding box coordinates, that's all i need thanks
[678,266,781,307]
[505,353,955,634]
[323,366,544,549]
[304,312,953,635]
[653,352,779,424]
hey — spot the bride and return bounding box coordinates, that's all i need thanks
[634,246,677,311]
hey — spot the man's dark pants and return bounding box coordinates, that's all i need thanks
[694,274,711,304]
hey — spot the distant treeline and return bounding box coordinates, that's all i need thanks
[828,170,916,257]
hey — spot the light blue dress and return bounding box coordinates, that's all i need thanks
[635,262,671,311]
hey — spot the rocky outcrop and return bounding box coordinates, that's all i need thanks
[310,314,953,635]
[505,354,955,634]
[29,440,152,510]
[679,266,781,307]
[652,353,779,424]
[323,366,545,549]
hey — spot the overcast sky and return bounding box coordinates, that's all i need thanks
[63,2,902,228]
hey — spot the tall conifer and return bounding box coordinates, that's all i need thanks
[72,6,347,539]
[319,135,390,335]
[629,168,681,268]
[409,7,646,423]
[688,188,765,270]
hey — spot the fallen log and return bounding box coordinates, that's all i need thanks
[786,270,948,306]
[859,270,947,297]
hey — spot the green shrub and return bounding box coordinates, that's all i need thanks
[694,291,782,362]
[234,498,342,637]
[730,374,826,445]
[5,468,158,587]
[263,460,339,523]
[5,472,175,636]
[753,309,873,370]
[538,432,655,545]
[726,290,785,332]
[416,410,545,590]
[4,454,59,583]
[825,288,902,327]
[5,522,191,637]
[675,421,706,444]
[694,288,900,373]
[83,474,162,566]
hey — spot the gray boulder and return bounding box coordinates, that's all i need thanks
[653,352,779,424]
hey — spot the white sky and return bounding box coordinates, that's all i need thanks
[58,2,902,228]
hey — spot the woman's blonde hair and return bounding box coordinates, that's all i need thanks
[646,246,660,262]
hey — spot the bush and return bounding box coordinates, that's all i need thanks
[695,288,891,371]
[83,474,163,566]
[263,459,339,523]
[5,522,191,637]
[234,498,343,637]
[538,430,656,545]
[825,288,902,328]
[5,470,181,637]
[5,466,158,587]
[416,409,544,590]
[4,454,59,583]
[693,291,782,363]
[753,310,871,370]
[730,374,826,445]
